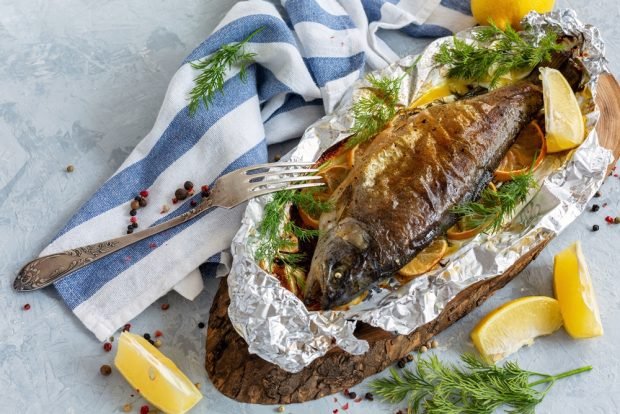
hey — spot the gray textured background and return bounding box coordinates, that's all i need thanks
[1,1,619,413]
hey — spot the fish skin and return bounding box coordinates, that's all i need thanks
[305,80,544,309]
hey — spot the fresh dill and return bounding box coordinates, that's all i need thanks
[347,74,402,148]
[452,171,537,234]
[434,21,565,88]
[370,353,592,414]
[188,27,264,115]
[255,189,331,268]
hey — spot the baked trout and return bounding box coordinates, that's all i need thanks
[304,80,544,309]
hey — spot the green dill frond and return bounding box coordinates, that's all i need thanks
[370,353,591,413]
[188,26,264,115]
[434,20,565,87]
[347,74,402,148]
[451,171,537,234]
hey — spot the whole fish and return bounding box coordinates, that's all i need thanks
[304,80,544,309]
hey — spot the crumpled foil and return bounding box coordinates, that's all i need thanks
[228,9,611,373]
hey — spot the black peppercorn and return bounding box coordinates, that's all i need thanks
[134,196,141,202]
[592,224,599,231]
[406,353,414,362]
[364,392,373,401]
[138,197,148,207]
[198,322,205,329]
[143,333,151,340]
[591,204,600,212]
[127,225,134,230]
[148,339,155,346]
[201,190,210,198]
[127,229,133,234]
[348,391,356,399]
[130,209,137,216]
[132,222,138,229]
[594,191,601,197]
[184,181,194,191]
[175,188,188,200]
[397,359,406,368]
[100,364,112,376]
[190,200,198,207]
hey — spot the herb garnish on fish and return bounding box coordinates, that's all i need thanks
[347,74,402,148]
[370,353,592,414]
[434,21,565,87]
[255,189,331,268]
[451,170,537,233]
[188,27,264,115]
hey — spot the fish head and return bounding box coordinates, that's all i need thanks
[305,218,378,309]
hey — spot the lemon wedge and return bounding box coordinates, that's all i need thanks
[114,332,202,414]
[471,296,563,362]
[541,67,585,153]
[398,238,447,279]
[553,241,604,338]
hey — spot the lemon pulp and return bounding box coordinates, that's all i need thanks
[472,0,555,30]
[471,296,563,362]
[114,332,202,414]
[553,241,604,338]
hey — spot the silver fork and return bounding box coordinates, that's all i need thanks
[14,162,323,291]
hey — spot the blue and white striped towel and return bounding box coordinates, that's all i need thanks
[41,0,475,341]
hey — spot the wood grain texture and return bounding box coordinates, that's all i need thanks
[205,74,620,404]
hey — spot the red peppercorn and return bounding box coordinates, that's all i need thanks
[123,323,131,332]
[103,342,112,352]
[154,330,163,337]
[161,303,170,311]
[140,405,150,414]
[23,303,31,311]
[341,403,349,410]
[172,198,178,204]
[605,216,614,223]
[190,200,198,207]
[140,190,149,198]
[130,217,137,223]
[201,185,209,192]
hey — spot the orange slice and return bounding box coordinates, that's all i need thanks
[446,183,497,240]
[398,238,448,279]
[494,121,546,182]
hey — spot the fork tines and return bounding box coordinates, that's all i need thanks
[243,162,325,196]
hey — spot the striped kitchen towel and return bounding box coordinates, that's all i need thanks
[41,0,475,340]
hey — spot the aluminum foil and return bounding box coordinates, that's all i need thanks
[228,10,611,373]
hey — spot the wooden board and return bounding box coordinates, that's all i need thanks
[205,73,620,404]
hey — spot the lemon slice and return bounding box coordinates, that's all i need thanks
[541,67,585,153]
[553,241,604,338]
[114,332,202,414]
[398,238,447,279]
[471,296,563,362]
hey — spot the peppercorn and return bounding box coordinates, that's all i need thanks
[103,342,112,352]
[154,330,163,337]
[175,188,188,200]
[594,191,601,197]
[161,303,170,311]
[420,345,428,353]
[615,217,620,224]
[66,164,75,173]
[406,353,414,362]
[201,190,210,198]
[123,323,131,332]
[190,200,198,207]
[198,322,205,329]
[140,190,149,198]
[605,216,614,223]
[592,224,600,231]
[348,391,356,399]
[154,339,162,348]
[365,392,374,401]
[148,339,155,346]
[591,204,600,212]
[201,185,209,192]
[132,222,138,229]
[140,405,149,414]
[100,364,112,376]
[127,229,133,234]
[122,404,132,412]
[23,303,30,311]
[431,339,439,348]
[274,154,282,162]
[172,198,178,204]
[397,359,406,368]
[184,181,194,191]
[143,333,151,340]
[139,197,148,207]
[277,406,285,413]
[130,209,137,216]
[130,200,140,210]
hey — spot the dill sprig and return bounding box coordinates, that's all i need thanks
[188,27,264,115]
[371,353,592,414]
[434,21,565,87]
[347,74,402,148]
[255,189,331,267]
[452,171,537,234]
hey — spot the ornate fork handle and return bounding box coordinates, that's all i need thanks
[14,198,214,291]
